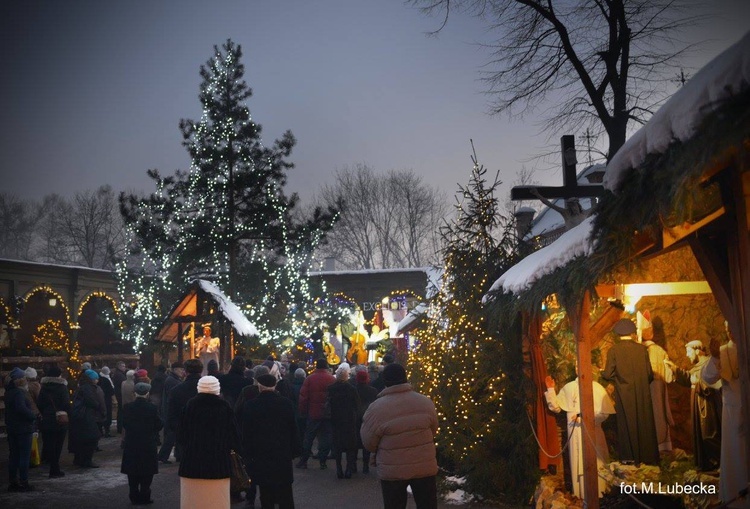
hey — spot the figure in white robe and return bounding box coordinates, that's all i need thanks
[195,325,220,376]
[545,376,616,499]
[701,335,748,508]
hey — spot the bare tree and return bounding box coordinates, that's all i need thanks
[317,164,448,269]
[0,194,52,260]
[38,186,126,269]
[409,0,700,160]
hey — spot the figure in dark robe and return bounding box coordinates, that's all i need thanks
[601,318,660,465]
[669,340,722,472]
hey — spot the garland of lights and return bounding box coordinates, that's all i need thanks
[33,319,81,379]
[0,297,19,328]
[25,286,74,327]
[77,291,125,330]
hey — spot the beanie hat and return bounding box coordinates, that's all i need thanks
[356,370,369,384]
[134,382,151,396]
[10,367,25,380]
[135,369,148,379]
[24,367,38,380]
[335,362,351,380]
[256,374,278,389]
[126,370,135,379]
[100,366,111,376]
[613,318,637,336]
[81,362,92,371]
[197,375,220,395]
[47,365,62,378]
[84,369,99,381]
[294,368,307,379]
[382,363,407,387]
[315,358,329,370]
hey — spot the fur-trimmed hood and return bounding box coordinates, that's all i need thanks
[41,376,68,386]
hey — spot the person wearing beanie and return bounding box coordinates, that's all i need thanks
[296,358,336,470]
[217,356,252,410]
[81,362,92,371]
[166,359,203,464]
[5,367,38,491]
[122,370,136,408]
[98,366,115,438]
[327,362,360,479]
[69,370,106,468]
[602,318,659,466]
[241,371,301,509]
[134,368,149,383]
[361,364,439,508]
[37,364,70,478]
[121,381,162,505]
[157,362,185,465]
[112,361,128,434]
[24,367,41,404]
[177,375,239,509]
[354,369,378,474]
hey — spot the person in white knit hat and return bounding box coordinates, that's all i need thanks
[177,375,240,509]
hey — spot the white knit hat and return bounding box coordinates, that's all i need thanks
[25,367,38,379]
[197,375,221,395]
[335,362,351,380]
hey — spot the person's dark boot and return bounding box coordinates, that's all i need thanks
[335,458,344,479]
[344,465,353,479]
[18,481,34,492]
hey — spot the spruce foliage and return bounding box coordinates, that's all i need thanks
[409,148,538,503]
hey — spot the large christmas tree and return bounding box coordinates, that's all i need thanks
[409,148,538,503]
[118,40,336,351]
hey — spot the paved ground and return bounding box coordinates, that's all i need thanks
[0,432,507,508]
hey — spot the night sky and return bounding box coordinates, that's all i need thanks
[2,1,748,204]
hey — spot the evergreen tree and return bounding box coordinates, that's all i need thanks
[409,147,537,503]
[118,40,336,351]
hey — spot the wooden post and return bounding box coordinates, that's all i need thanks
[568,291,599,509]
[177,321,184,363]
[729,161,750,481]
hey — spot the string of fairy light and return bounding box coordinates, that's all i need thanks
[408,160,507,463]
[32,319,81,380]
[117,46,339,351]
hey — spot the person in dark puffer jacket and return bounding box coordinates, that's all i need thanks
[5,368,39,492]
[37,365,70,478]
[178,375,240,509]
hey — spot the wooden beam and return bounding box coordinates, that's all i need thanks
[566,291,599,509]
[663,207,725,248]
[688,233,738,331]
[728,159,750,484]
[177,321,184,363]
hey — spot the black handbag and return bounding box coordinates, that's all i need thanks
[229,449,251,491]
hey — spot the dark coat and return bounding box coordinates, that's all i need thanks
[298,368,335,420]
[121,398,163,475]
[241,390,301,486]
[161,371,182,418]
[167,373,201,432]
[234,384,260,423]
[177,393,240,479]
[69,381,104,447]
[37,377,70,432]
[217,369,252,409]
[4,382,37,434]
[327,380,361,451]
[112,368,127,400]
[602,339,659,465]
[99,376,115,415]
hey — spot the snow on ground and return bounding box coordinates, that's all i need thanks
[604,31,750,192]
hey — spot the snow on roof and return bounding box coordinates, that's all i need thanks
[396,302,429,335]
[525,164,604,239]
[604,31,750,192]
[483,216,597,299]
[196,280,258,337]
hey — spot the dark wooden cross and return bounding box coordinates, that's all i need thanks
[511,135,604,201]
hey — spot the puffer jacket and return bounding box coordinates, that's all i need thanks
[298,368,335,420]
[360,383,438,481]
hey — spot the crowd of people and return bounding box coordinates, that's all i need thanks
[3,353,441,509]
